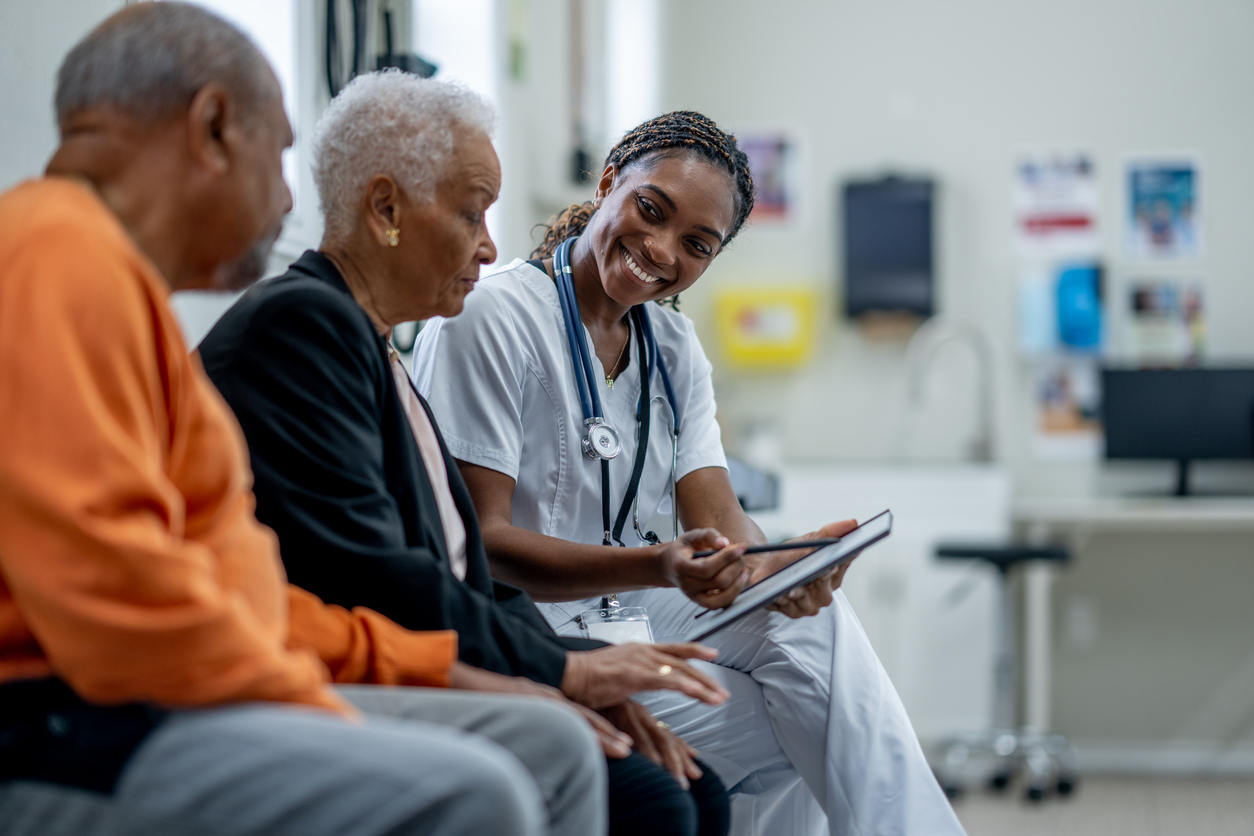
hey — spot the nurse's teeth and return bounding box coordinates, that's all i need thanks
[624,249,660,283]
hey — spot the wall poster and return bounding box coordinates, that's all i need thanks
[1125,156,1201,260]
[1014,150,1100,257]
[1033,358,1103,461]
[739,132,797,224]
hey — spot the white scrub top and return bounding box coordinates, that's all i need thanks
[411,257,727,561]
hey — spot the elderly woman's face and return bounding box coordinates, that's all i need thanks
[400,129,500,319]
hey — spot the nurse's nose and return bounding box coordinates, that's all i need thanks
[643,236,678,271]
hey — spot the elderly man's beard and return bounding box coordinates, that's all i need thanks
[212,221,284,292]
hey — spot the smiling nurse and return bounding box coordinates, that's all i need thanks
[412,112,966,836]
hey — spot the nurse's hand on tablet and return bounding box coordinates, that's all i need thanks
[748,519,860,619]
[561,642,730,710]
[660,528,750,610]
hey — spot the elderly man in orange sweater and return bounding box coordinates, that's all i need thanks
[0,5,605,836]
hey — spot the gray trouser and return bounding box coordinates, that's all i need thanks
[0,688,601,836]
[337,685,606,836]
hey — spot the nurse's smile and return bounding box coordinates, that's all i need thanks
[621,243,669,286]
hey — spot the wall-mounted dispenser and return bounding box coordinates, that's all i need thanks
[841,176,935,319]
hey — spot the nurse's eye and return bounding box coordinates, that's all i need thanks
[687,238,713,257]
[637,195,662,221]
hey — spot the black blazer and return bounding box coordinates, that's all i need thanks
[200,250,597,687]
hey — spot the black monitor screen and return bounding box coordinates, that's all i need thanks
[1102,368,1254,461]
[843,178,934,317]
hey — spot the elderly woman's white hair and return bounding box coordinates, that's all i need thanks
[312,70,496,240]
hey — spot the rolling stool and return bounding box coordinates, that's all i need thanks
[932,543,1080,802]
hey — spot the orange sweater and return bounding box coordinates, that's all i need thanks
[0,178,453,711]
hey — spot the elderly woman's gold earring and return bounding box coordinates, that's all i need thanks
[386,228,400,247]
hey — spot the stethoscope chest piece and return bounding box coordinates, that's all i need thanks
[583,421,621,460]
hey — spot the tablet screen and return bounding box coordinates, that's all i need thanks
[682,510,892,643]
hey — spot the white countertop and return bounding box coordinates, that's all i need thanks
[1013,495,1254,531]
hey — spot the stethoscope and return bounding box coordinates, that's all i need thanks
[553,236,681,547]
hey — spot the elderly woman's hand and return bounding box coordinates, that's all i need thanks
[561,642,729,710]
[598,700,703,789]
[744,519,859,619]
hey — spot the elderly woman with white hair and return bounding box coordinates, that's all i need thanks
[200,71,732,836]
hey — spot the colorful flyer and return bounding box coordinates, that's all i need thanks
[1125,156,1201,260]
[1014,151,1099,257]
[740,133,797,224]
[1033,358,1102,460]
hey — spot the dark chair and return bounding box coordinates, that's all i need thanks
[932,543,1079,802]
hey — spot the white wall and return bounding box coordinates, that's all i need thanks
[661,0,1254,493]
[659,0,1254,763]
[0,0,124,192]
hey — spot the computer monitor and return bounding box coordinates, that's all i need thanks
[1102,368,1254,495]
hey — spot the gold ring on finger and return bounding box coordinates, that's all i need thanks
[658,665,673,676]
[656,720,671,730]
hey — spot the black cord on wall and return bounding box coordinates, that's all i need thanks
[326,0,436,97]
[325,0,370,98]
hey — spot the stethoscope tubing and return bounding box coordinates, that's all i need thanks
[633,394,679,544]
[554,236,682,546]
[554,239,598,422]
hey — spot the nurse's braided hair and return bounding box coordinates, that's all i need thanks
[532,111,754,308]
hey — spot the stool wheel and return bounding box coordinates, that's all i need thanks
[942,783,964,800]
[987,770,1013,792]
[1056,775,1078,796]
[1025,784,1046,802]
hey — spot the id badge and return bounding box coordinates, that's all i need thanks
[577,606,654,644]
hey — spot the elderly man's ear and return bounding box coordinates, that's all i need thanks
[185,83,235,175]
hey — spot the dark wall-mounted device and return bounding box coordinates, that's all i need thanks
[1102,367,1254,495]
[841,177,935,318]
[326,2,437,99]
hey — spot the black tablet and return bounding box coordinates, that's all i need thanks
[682,510,892,643]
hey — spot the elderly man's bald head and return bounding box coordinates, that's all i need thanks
[55,2,277,128]
[46,2,293,293]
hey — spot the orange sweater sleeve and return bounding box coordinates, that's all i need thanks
[0,179,348,716]
[287,585,457,687]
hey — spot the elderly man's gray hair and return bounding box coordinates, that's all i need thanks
[55,2,274,125]
[312,70,496,240]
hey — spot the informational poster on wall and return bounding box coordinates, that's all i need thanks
[1014,150,1099,257]
[1033,358,1103,460]
[1123,280,1205,365]
[1124,155,1201,260]
[739,132,798,225]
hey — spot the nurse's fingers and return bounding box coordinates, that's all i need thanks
[829,557,855,592]
[663,538,742,597]
[684,544,747,580]
[767,558,856,617]
[678,527,730,550]
[688,567,749,610]
[789,518,858,543]
[677,548,747,599]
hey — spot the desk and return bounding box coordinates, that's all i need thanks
[1011,496,1254,733]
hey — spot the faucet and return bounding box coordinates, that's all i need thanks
[903,318,996,463]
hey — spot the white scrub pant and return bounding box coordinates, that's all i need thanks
[550,588,966,836]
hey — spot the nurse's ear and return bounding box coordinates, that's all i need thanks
[593,163,621,205]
